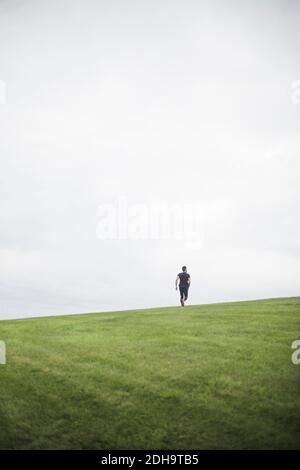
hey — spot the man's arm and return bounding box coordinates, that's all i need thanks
[188,275,191,286]
[175,275,179,290]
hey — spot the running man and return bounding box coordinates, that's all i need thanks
[175,266,191,306]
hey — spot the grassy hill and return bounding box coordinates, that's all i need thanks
[0,297,299,449]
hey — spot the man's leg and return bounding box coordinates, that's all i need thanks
[179,287,185,306]
[184,287,189,302]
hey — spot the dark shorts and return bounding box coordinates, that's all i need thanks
[179,285,189,299]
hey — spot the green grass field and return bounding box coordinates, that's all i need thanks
[0,297,299,449]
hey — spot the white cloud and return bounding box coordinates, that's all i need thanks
[0,0,299,318]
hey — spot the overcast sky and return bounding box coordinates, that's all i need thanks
[0,0,300,319]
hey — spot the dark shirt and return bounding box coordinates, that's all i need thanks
[178,272,190,287]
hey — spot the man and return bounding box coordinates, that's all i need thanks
[175,266,191,307]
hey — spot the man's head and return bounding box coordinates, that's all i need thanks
[182,266,187,272]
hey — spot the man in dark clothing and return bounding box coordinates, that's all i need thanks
[175,266,191,306]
